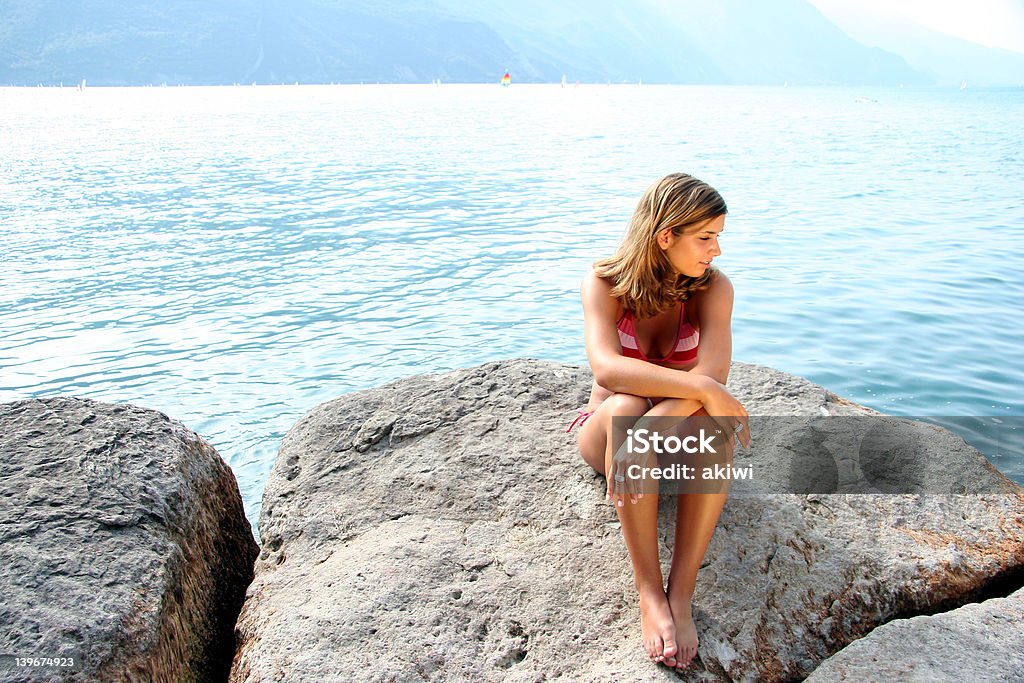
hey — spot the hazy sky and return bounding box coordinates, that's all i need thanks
[808,0,1024,53]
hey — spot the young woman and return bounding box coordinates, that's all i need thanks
[571,173,750,669]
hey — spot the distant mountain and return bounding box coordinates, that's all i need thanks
[0,0,523,85]
[431,0,728,83]
[650,0,926,85]
[0,0,960,86]
[804,4,1024,86]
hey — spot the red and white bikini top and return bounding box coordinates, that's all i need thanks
[616,304,699,365]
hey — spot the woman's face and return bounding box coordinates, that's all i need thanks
[658,214,725,277]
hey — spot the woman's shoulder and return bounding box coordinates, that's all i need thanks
[580,270,624,318]
[691,268,732,299]
[688,269,734,318]
[580,269,614,295]
[708,268,733,294]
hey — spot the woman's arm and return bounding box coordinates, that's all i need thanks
[685,271,749,443]
[581,271,714,401]
[688,271,734,386]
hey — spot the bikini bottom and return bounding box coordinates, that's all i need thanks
[565,398,658,433]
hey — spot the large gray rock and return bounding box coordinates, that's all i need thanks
[0,397,259,683]
[230,359,1024,682]
[805,587,1024,682]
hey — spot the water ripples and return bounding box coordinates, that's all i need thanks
[2,84,1022,525]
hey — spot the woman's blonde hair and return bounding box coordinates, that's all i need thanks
[594,173,727,318]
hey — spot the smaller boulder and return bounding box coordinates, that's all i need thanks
[805,586,1024,681]
[0,398,259,682]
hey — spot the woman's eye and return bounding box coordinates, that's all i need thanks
[699,237,711,241]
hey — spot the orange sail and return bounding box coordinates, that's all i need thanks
[501,71,511,87]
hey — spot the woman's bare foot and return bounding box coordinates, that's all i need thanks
[666,592,698,668]
[639,590,679,667]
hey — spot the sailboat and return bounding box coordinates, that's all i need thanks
[960,80,968,90]
[501,70,511,87]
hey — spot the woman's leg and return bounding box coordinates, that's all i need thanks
[578,393,679,666]
[642,401,732,669]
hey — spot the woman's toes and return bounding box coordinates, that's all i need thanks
[675,646,695,668]
[662,638,678,667]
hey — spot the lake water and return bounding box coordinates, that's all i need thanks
[2,84,1022,528]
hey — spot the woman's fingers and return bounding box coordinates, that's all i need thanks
[738,402,750,448]
[703,385,751,448]
[607,462,645,507]
[725,416,750,449]
[735,415,751,449]
[710,414,750,449]
[608,492,643,508]
[608,465,624,506]
[719,393,750,449]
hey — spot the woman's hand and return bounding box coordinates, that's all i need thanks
[606,448,647,507]
[606,439,654,508]
[607,469,643,509]
[697,377,751,449]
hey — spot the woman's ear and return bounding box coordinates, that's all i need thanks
[656,227,674,250]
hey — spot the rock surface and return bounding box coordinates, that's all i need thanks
[0,397,259,683]
[805,586,1024,682]
[231,359,1024,682]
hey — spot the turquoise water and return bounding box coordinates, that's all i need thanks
[2,84,1022,526]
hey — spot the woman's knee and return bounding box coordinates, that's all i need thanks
[602,393,651,418]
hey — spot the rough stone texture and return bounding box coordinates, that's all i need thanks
[805,586,1024,682]
[230,359,1024,682]
[0,397,259,683]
